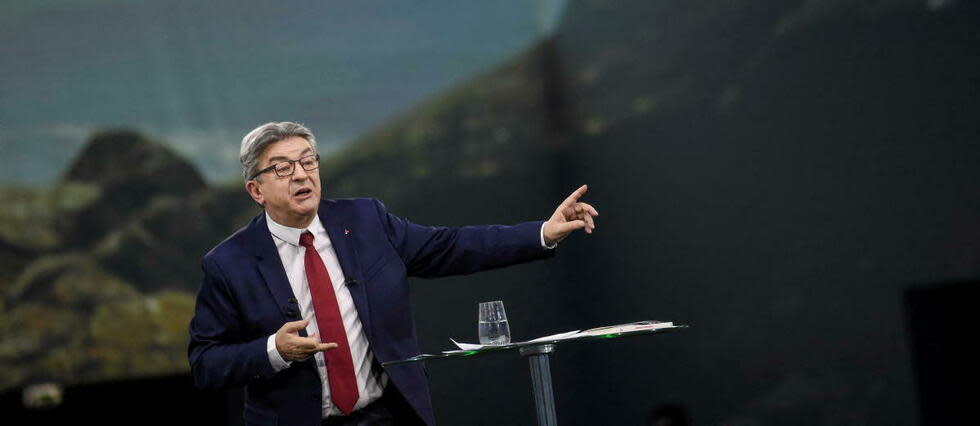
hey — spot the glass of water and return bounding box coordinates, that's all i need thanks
[478,300,511,345]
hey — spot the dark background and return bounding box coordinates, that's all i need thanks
[2,1,979,424]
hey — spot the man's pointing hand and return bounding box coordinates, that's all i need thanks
[542,184,599,246]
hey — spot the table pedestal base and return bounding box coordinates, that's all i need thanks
[520,344,557,426]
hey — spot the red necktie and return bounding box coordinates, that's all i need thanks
[299,231,359,414]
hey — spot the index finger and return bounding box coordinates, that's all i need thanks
[314,343,338,352]
[560,185,588,208]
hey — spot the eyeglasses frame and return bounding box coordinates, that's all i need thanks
[249,154,320,180]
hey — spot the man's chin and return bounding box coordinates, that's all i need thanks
[294,195,321,212]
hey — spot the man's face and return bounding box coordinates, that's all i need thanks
[245,136,322,228]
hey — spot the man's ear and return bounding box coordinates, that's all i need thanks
[245,180,265,206]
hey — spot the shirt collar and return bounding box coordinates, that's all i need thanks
[265,212,325,247]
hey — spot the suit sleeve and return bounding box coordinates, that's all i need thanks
[187,255,275,389]
[371,199,555,278]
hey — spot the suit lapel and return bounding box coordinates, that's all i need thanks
[319,200,373,341]
[250,213,306,336]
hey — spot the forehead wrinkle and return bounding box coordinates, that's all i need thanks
[263,145,314,164]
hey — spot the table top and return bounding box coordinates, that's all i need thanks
[383,324,689,366]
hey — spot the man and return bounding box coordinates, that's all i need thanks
[188,122,598,425]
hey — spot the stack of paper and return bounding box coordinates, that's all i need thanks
[579,321,674,336]
[448,321,675,352]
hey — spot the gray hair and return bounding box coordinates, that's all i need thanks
[240,121,317,180]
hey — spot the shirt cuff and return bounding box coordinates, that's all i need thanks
[267,334,291,372]
[540,222,558,250]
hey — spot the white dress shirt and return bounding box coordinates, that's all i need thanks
[263,213,386,418]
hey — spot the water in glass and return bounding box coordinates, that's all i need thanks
[478,300,511,345]
[479,320,511,345]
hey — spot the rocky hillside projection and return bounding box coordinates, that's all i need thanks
[0,130,257,390]
[0,39,570,391]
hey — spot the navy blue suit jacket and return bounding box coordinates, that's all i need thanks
[188,198,554,425]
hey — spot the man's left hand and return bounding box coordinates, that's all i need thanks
[543,184,599,246]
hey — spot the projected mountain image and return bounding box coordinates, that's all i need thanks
[0,37,563,390]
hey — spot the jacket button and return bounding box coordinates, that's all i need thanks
[285,309,297,317]
[311,394,320,402]
[287,297,297,304]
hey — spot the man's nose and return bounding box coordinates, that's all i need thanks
[292,164,310,181]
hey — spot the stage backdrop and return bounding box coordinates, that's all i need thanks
[3,1,979,425]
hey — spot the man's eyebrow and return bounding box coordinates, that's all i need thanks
[266,148,314,163]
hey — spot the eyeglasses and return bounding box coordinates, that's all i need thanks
[250,154,320,180]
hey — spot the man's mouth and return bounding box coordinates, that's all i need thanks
[293,187,313,198]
